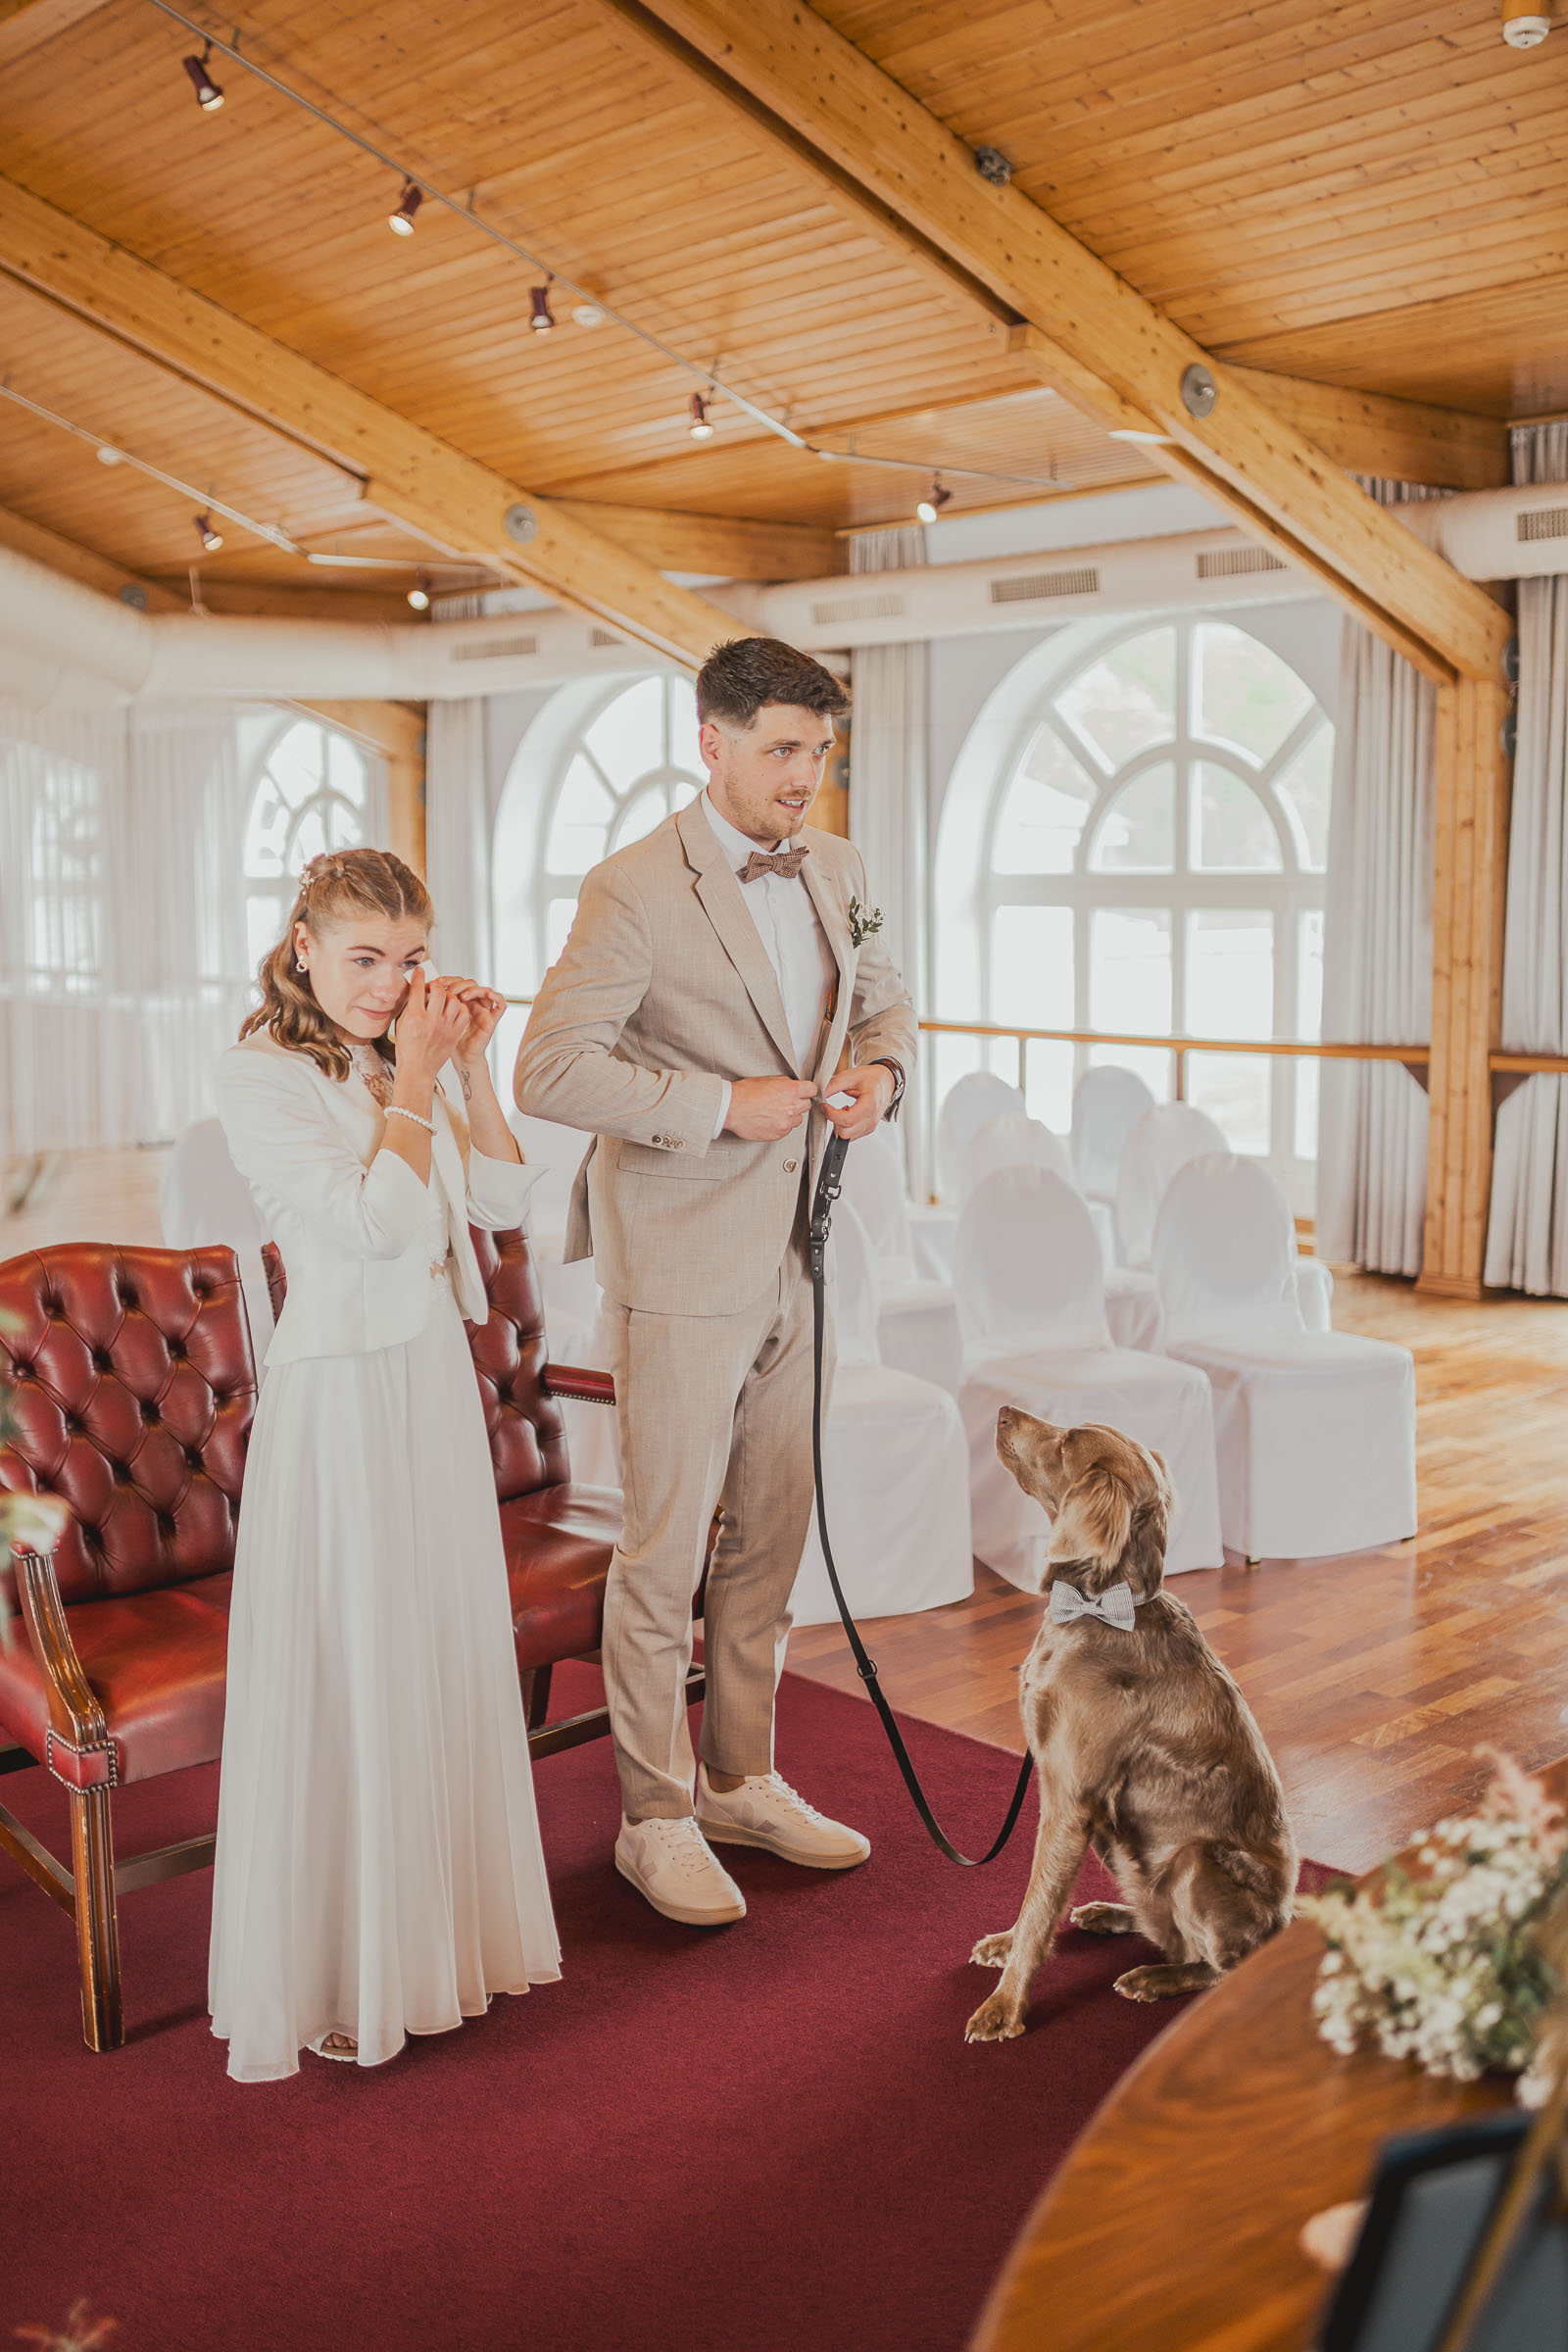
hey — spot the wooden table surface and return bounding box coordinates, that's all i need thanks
[969,1769,1568,2352]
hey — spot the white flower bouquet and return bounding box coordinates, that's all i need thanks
[1301,1750,1568,2102]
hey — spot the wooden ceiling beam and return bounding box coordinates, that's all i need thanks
[0,501,183,611]
[0,0,107,70]
[624,0,1512,684]
[0,174,743,672]
[492,500,841,580]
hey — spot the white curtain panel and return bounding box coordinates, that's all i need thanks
[0,698,256,1153]
[1316,560,1436,1276]
[424,595,494,985]
[1485,422,1568,1295]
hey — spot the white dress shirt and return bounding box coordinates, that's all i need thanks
[701,789,837,1136]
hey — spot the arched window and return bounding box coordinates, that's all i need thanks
[241,718,372,972]
[937,616,1332,1181]
[531,672,703,971]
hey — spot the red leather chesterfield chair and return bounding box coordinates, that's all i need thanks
[0,1243,253,2052]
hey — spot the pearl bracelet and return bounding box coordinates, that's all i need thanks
[384,1104,436,1136]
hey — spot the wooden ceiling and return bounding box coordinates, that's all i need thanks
[0,0,1562,612]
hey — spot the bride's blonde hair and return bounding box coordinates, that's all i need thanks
[241,848,433,1082]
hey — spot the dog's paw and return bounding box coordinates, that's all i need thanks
[968,1930,1014,1971]
[964,1990,1026,2044]
[1070,1901,1137,1936]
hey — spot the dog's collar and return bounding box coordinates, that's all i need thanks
[1048,1579,1142,1632]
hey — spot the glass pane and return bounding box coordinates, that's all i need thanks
[1088,1039,1172,1102]
[614,784,669,849]
[993,727,1095,873]
[584,677,662,790]
[291,803,330,866]
[546,757,614,871]
[1275,725,1334,870]
[1193,762,1283,871]
[991,906,1073,1027]
[1187,908,1274,1039]
[668,677,703,778]
[1187,1053,1270,1154]
[1091,907,1171,1045]
[244,778,290,878]
[326,732,368,807]
[324,794,363,852]
[267,723,324,809]
[1194,622,1314,765]
[1090,763,1175,872]
[246,892,283,976]
[1056,627,1176,770]
[545,896,579,967]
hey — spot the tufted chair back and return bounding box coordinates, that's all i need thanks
[261,1225,571,1501]
[0,1243,256,1608]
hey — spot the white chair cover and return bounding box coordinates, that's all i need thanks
[935,1070,1025,1202]
[954,1167,1222,1584]
[1152,1156,1416,1560]
[957,1113,1072,1205]
[1114,1102,1228,1268]
[159,1117,274,1355]
[791,1203,974,1626]
[839,1129,962,1394]
[1070,1065,1155,1202]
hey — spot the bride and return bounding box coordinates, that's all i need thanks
[210,847,560,2081]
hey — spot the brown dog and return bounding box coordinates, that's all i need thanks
[965,1408,1296,2044]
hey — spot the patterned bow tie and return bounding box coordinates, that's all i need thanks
[1049,1580,1138,1632]
[738,846,809,883]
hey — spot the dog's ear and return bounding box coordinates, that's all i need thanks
[1048,1461,1133,1592]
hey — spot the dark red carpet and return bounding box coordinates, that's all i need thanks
[1,1671,1331,2352]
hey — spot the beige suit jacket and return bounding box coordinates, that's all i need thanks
[514,799,917,1316]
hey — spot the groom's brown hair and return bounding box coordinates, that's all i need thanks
[697,637,852,731]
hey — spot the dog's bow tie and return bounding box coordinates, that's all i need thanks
[1049,1580,1138,1632]
[738,846,809,883]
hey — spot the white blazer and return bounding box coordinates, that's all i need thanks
[215,1032,535,1367]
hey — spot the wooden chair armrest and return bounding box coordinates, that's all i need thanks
[10,1544,117,1788]
[543,1363,616,1407]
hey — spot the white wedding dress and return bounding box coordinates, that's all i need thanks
[210,1049,560,2082]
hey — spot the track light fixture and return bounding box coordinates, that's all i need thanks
[96,445,122,466]
[182,43,224,111]
[915,475,953,525]
[688,393,714,441]
[389,180,421,236]
[406,572,430,612]
[194,512,223,553]
[529,283,555,334]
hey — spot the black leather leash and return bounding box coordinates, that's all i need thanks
[808,1130,1034,1867]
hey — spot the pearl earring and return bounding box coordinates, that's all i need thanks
[296,956,308,972]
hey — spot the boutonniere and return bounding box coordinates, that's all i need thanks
[848,895,883,948]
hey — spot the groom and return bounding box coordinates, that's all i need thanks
[514,637,917,1927]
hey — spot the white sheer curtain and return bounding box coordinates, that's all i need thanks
[1485,422,1568,1294]
[1316,599,1436,1275]
[848,528,928,1005]
[424,595,494,983]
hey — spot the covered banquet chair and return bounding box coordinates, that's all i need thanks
[960,1113,1161,1352]
[1069,1064,1155,1207]
[790,1201,973,1627]
[0,1229,669,2051]
[1116,1102,1334,1329]
[955,1167,1223,1592]
[838,1125,961,1395]
[1152,1155,1416,1562]
[911,1069,1028,1281]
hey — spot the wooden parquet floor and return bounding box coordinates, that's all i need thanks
[7,1154,1568,1875]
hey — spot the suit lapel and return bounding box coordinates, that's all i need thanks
[800,848,857,1086]
[678,800,799,1072]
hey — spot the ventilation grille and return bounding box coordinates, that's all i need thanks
[452,633,538,662]
[808,592,907,626]
[989,566,1100,604]
[589,626,624,647]
[1195,546,1288,579]
[1518,506,1568,544]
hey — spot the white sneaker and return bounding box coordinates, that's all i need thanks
[614,1814,747,1927]
[697,1763,871,1870]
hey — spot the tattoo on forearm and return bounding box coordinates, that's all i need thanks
[459,1067,472,1101]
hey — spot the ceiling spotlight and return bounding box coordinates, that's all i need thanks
[688,393,714,441]
[529,284,555,334]
[915,475,953,525]
[182,45,224,111]
[570,301,606,328]
[96,444,122,466]
[194,512,223,553]
[389,180,421,236]
[406,572,430,612]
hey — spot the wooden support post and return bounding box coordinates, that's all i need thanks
[1420,679,1514,1298]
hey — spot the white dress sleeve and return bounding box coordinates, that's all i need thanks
[465,1147,537,1232]
[216,1048,433,1261]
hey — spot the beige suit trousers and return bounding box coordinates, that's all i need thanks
[600,1201,835,1821]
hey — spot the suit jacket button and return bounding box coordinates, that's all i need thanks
[783,1158,798,1173]
[652,1133,663,1145]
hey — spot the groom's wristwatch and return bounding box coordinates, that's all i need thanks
[872,1057,906,1121]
